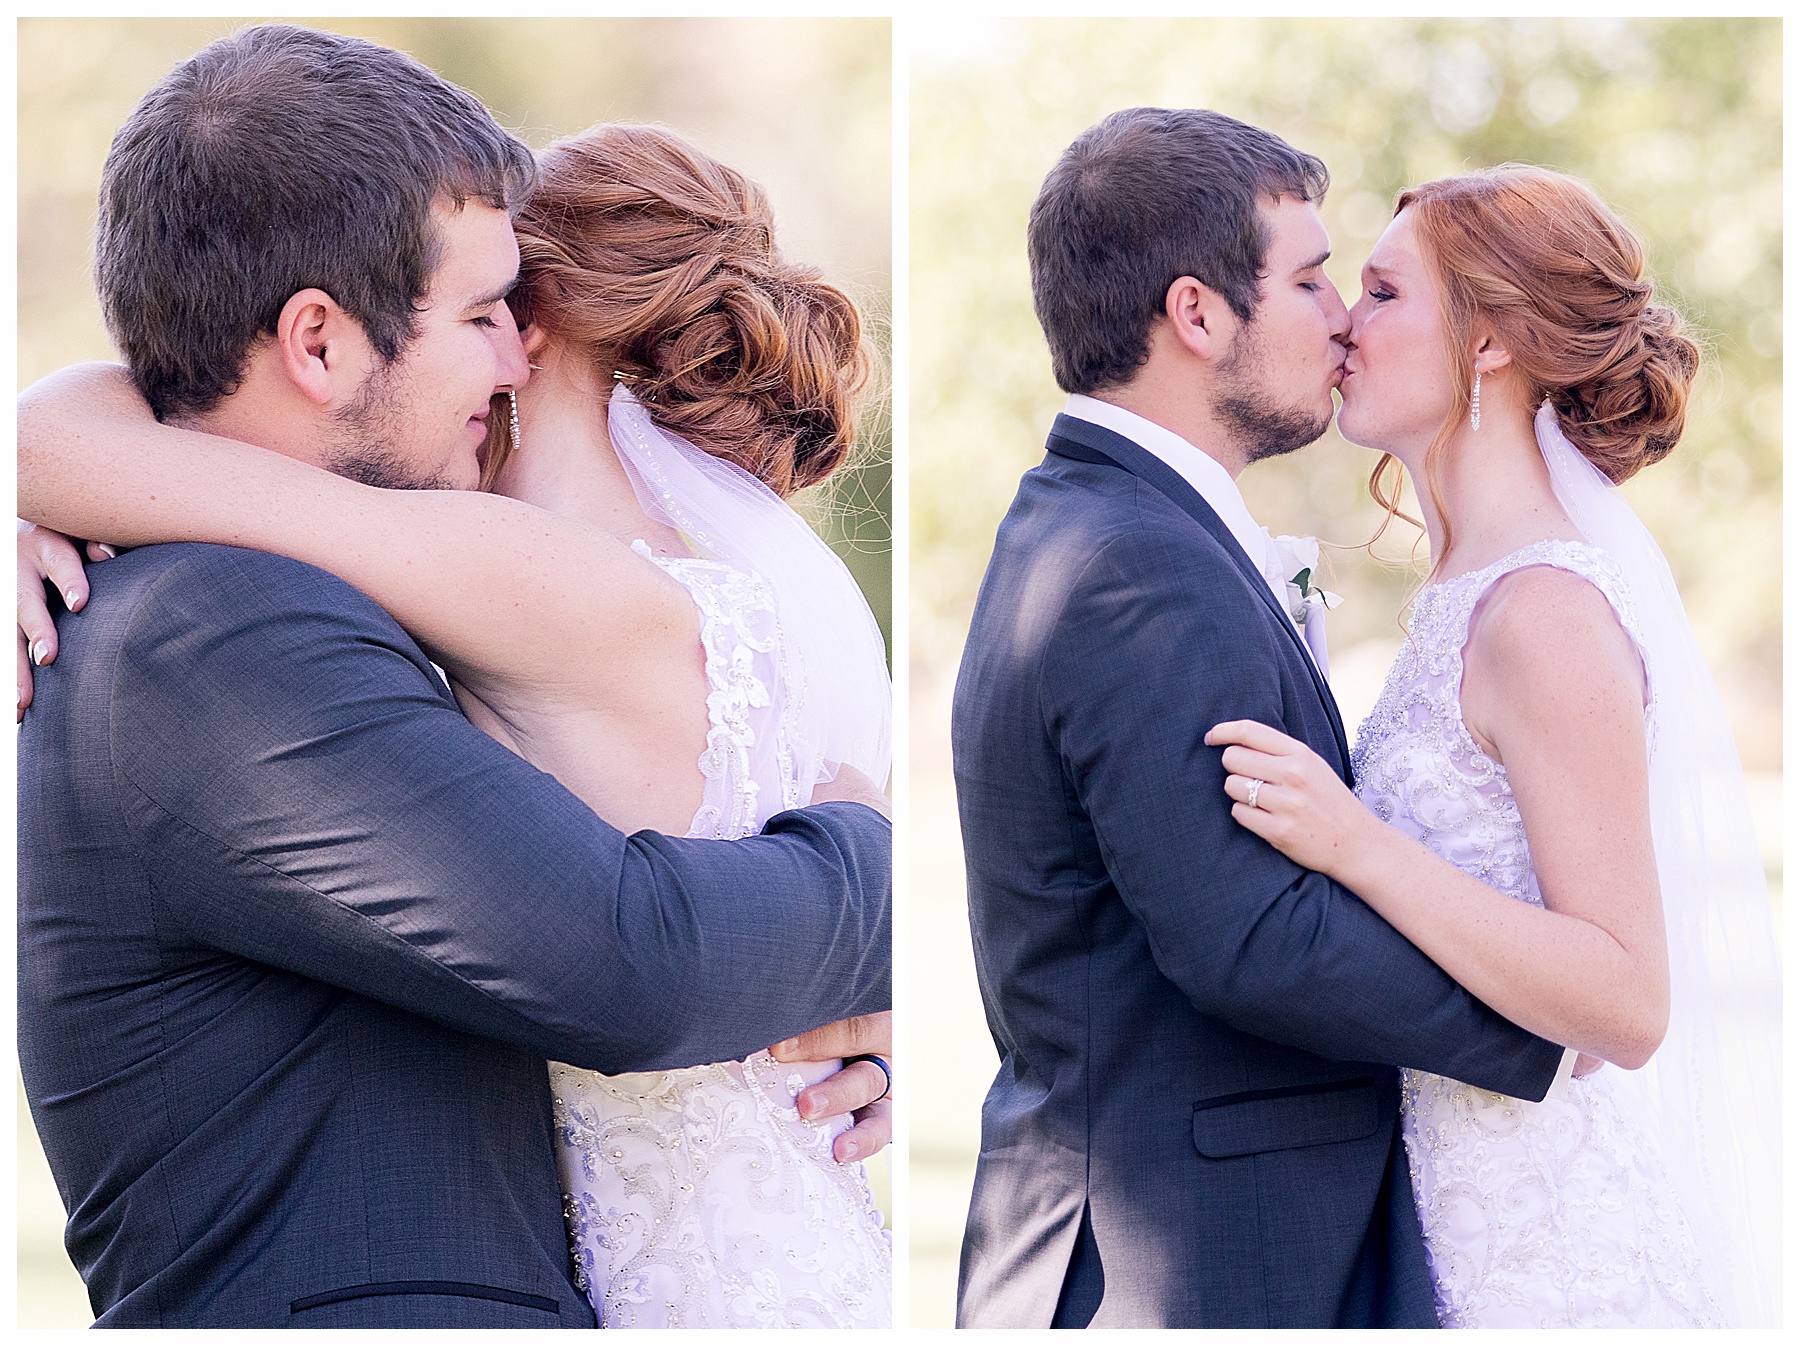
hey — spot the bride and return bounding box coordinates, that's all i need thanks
[16,124,893,1328]
[1207,167,1779,1327]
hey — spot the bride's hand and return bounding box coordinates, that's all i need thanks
[770,1010,892,1163]
[809,764,891,820]
[1205,718,1371,877]
[17,521,113,721]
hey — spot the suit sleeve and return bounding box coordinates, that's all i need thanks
[1042,527,1562,1100]
[110,548,890,1074]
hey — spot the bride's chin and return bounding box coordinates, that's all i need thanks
[1333,403,1379,451]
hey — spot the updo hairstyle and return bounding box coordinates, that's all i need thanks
[1406,165,1697,481]
[488,123,872,497]
[1369,166,1700,557]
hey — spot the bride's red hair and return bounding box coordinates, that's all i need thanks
[484,123,872,497]
[1368,166,1699,557]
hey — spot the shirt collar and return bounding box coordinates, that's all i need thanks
[1062,394,1272,577]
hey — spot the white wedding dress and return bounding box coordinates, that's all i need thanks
[1350,539,1721,1327]
[545,388,892,1329]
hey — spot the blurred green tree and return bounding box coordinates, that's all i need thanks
[18,15,892,648]
[14,17,891,1328]
[912,16,1778,763]
[906,19,1779,1327]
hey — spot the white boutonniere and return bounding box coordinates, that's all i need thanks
[1260,529,1344,629]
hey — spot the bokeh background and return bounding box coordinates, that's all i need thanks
[908,17,1781,1326]
[16,16,890,1327]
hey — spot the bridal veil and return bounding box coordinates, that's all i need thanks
[607,382,893,802]
[1537,401,1781,1325]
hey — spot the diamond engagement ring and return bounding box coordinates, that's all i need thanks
[1245,778,1264,809]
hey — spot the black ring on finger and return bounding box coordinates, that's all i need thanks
[844,1052,891,1103]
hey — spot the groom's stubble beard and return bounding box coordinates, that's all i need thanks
[324,359,454,491]
[1213,318,1334,467]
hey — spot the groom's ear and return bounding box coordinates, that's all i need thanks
[1162,275,1236,364]
[274,288,379,408]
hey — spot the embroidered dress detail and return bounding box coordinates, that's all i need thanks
[1351,539,1718,1328]
[631,541,805,839]
[548,545,890,1328]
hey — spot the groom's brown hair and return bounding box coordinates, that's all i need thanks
[94,23,537,421]
[1029,108,1328,394]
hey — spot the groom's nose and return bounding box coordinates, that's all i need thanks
[491,298,532,391]
[1319,279,1351,338]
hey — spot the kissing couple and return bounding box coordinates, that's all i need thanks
[954,107,1778,1328]
[18,24,893,1329]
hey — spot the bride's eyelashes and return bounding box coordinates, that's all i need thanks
[1367,286,1397,303]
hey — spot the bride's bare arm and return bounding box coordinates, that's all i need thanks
[1206,567,1667,1070]
[18,363,691,706]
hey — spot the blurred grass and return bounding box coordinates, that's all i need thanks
[906,661,1784,1328]
[17,1075,92,1326]
[16,1069,891,1329]
[16,15,890,1326]
[907,17,1780,1327]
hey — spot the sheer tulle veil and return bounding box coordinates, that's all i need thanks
[607,383,892,803]
[1536,402,1781,1325]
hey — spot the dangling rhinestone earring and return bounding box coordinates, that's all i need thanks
[508,389,522,451]
[1469,368,1482,432]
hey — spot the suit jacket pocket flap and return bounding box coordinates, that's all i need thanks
[1191,1077,1381,1159]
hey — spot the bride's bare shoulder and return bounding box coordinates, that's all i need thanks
[1462,562,1648,750]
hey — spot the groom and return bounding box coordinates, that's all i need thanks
[953,108,1568,1328]
[17,26,889,1328]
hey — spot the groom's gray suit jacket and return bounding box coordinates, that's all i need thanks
[18,543,891,1327]
[952,415,1561,1328]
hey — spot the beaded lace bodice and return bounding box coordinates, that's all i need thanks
[1348,539,1716,1328]
[548,547,890,1329]
[636,542,805,839]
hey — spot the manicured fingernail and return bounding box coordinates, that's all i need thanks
[96,545,117,559]
[840,1139,858,1160]
[31,641,49,666]
[65,590,83,610]
[773,1038,799,1058]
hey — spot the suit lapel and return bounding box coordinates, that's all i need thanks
[1046,414,1352,772]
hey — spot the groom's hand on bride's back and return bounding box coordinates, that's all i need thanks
[809,764,891,820]
[771,1011,892,1162]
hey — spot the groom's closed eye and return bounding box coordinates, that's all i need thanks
[463,274,521,323]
